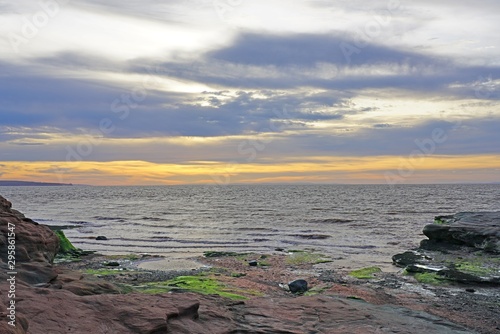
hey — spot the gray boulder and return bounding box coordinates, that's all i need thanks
[425,212,500,253]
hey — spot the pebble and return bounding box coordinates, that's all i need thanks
[288,279,308,294]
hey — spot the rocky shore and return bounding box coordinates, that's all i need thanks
[1,195,499,333]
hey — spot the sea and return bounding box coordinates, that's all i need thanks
[2,184,499,271]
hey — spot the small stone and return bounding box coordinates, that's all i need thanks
[96,236,108,240]
[275,248,285,252]
[465,288,476,293]
[105,261,120,267]
[288,279,308,294]
[248,260,258,266]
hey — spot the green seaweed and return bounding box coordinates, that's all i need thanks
[402,270,445,285]
[285,252,332,265]
[453,260,498,276]
[55,230,79,254]
[134,275,259,300]
[304,286,328,296]
[53,230,94,263]
[230,272,247,278]
[413,272,444,285]
[349,266,382,279]
[434,217,447,225]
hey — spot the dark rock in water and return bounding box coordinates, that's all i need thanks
[465,288,476,293]
[393,212,500,285]
[248,260,258,266]
[426,212,500,253]
[96,236,108,240]
[105,261,120,267]
[288,279,308,294]
[275,247,285,252]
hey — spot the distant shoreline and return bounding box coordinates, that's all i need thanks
[0,180,73,186]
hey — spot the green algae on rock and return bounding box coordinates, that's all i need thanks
[133,275,257,300]
[285,251,332,266]
[54,230,93,262]
[349,266,382,279]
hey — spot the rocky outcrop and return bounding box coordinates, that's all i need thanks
[5,287,477,334]
[233,295,474,334]
[425,212,500,253]
[0,196,60,286]
[393,212,500,285]
[0,196,59,333]
[12,289,229,334]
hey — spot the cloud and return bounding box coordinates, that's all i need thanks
[1,115,499,164]
[148,32,500,97]
[206,32,427,67]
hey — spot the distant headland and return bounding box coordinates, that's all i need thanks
[0,180,73,186]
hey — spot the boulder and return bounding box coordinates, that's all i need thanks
[0,196,13,212]
[104,261,120,267]
[425,212,500,253]
[248,260,258,266]
[288,279,308,294]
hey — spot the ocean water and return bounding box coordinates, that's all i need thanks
[2,184,499,270]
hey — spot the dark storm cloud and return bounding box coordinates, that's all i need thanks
[206,33,427,67]
[146,32,500,97]
[99,90,352,138]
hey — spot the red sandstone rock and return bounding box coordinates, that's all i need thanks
[0,196,60,290]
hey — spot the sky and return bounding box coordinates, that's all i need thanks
[0,0,499,185]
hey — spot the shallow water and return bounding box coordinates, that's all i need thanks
[2,184,499,270]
